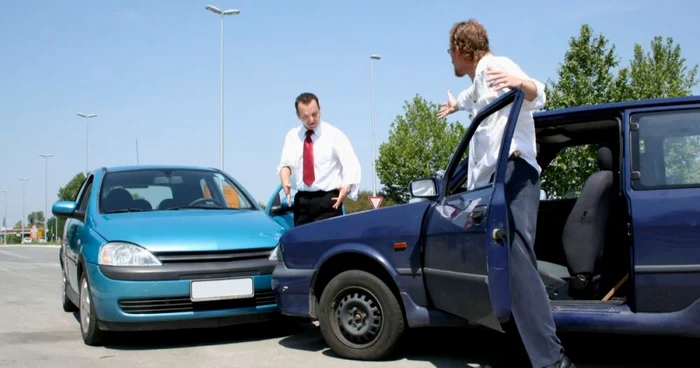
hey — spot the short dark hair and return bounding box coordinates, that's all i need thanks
[295,92,320,113]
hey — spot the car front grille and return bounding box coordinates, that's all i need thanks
[118,290,276,314]
[153,249,272,264]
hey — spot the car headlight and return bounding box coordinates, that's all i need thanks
[268,244,282,262]
[98,242,162,266]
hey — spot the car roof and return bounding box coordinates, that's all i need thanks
[533,94,700,126]
[102,165,219,173]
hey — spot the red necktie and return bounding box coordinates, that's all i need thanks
[303,129,315,186]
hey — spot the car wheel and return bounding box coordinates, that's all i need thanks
[79,273,105,346]
[318,270,405,361]
[61,270,78,312]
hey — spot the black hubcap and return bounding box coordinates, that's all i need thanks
[331,287,383,348]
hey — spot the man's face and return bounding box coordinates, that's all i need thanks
[449,47,476,80]
[297,100,321,129]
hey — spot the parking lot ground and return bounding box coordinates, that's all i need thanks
[0,245,692,367]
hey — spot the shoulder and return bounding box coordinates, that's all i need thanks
[491,55,525,75]
[491,55,518,68]
[284,125,302,139]
[321,121,346,137]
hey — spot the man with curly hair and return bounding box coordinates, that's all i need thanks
[438,19,575,368]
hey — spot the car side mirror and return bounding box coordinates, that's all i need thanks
[409,178,438,198]
[269,201,293,216]
[52,200,78,218]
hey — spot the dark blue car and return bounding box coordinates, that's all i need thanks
[270,89,700,360]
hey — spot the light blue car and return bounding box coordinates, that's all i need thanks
[54,165,294,346]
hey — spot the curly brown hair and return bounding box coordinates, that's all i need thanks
[449,19,490,61]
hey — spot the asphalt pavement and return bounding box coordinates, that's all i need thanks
[0,245,690,367]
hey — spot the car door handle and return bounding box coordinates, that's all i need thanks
[470,205,487,223]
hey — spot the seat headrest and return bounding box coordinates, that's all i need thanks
[102,188,133,212]
[597,145,613,171]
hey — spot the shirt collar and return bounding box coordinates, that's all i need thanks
[302,120,324,137]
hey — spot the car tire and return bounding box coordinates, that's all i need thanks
[79,272,105,346]
[318,270,405,361]
[61,270,78,312]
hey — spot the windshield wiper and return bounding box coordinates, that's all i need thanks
[104,208,148,214]
[167,205,230,210]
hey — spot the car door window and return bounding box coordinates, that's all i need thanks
[75,176,94,220]
[631,108,700,189]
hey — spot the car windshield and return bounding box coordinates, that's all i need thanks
[99,169,255,214]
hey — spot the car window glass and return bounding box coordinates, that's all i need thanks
[631,108,700,190]
[76,176,94,212]
[79,182,92,212]
[125,186,173,210]
[445,94,520,196]
[99,169,255,213]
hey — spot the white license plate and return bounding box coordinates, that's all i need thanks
[190,277,254,302]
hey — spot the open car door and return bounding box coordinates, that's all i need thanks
[419,88,526,332]
[265,184,349,230]
[265,184,295,230]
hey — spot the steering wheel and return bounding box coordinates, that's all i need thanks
[188,197,223,207]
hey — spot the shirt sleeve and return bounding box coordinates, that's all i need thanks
[456,88,474,111]
[276,131,296,175]
[334,131,362,201]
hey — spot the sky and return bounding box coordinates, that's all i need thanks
[1,0,699,226]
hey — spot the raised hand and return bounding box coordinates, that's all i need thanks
[486,68,523,91]
[437,90,458,119]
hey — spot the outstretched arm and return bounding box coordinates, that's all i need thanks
[276,133,295,205]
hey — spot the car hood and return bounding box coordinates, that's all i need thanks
[279,200,432,268]
[93,210,284,252]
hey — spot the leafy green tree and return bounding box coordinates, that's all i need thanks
[545,25,623,110]
[543,25,699,198]
[376,94,465,203]
[28,211,44,225]
[58,172,87,201]
[47,216,57,241]
[621,36,699,100]
[542,25,624,198]
[54,172,87,238]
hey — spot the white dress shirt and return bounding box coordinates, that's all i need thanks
[277,120,362,200]
[455,54,546,190]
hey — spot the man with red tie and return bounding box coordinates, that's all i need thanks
[277,92,362,226]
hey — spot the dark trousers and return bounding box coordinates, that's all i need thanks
[502,157,564,368]
[293,189,343,227]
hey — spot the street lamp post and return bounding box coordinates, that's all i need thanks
[1,190,9,245]
[370,54,381,197]
[18,178,28,240]
[77,113,97,175]
[206,5,240,171]
[40,153,53,242]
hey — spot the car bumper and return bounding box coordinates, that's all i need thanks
[271,260,315,318]
[85,260,281,331]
